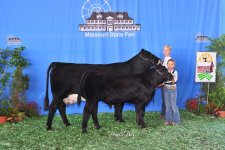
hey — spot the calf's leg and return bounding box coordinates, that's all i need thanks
[135,103,146,128]
[114,103,125,122]
[81,102,92,133]
[140,106,146,128]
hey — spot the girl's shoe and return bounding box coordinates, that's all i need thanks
[171,122,179,125]
[164,121,172,125]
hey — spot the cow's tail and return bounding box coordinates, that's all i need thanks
[44,62,57,110]
[77,71,92,105]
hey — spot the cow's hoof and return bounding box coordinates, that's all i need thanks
[115,118,119,121]
[82,129,88,134]
[95,125,101,129]
[46,127,53,131]
[140,124,146,128]
[116,119,125,123]
[65,123,71,126]
[119,119,125,123]
[115,118,125,123]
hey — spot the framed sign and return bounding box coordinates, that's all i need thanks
[195,52,217,82]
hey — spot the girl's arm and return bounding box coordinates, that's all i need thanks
[157,83,164,87]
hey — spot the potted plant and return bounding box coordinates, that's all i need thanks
[217,110,225,118]
[201,35,225,117]
[186,98,198,113]
[7,107,25,122]
[186,97,206,115]
[205,102,217,115]
[208,87,225,118]
[9,47,30,122]
[0,47,30,122]
[10,67,29,121]
[0,99,10,124]
[24,101,40,117]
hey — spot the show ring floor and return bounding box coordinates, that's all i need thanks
[0,111,225,150]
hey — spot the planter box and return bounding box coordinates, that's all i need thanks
[217,111,225,118]
[0,116,8,124]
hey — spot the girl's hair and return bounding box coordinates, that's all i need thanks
[167,58,175,64]
[163,45,172,51]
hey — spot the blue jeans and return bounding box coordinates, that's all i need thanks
[161,87,166,116]
[164,87,180,123]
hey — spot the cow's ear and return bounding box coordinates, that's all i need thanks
[157,60,163,65]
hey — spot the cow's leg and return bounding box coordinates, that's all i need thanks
[135,105,139,124]
[114,103,124,122]
[135,103,146,128]
[58,102,71,126]
[46,98,59,131]
[114,104,120,121]
[140,105,146,128]
[81,102,92,133]
[91,101,101,129]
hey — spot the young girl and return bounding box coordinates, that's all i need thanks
[164,59,180,125]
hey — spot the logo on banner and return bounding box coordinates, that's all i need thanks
[195,52,216,82]
[79,0,141,38]
[6,34,22,45]
[195,32,209,43]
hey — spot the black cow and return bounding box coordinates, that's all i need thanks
[44,49,161,130]
[77,64,173,133]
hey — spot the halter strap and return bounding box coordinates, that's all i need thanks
[139,54,154,64]
[148,66,163,76]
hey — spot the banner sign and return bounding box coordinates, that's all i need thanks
[0,0,220,114]
[195,52,217,82]
[79,0,140,38]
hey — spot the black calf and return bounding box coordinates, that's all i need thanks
[77,64,173,133]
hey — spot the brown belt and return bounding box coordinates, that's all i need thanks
[165,85,176,90]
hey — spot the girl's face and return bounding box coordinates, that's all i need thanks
[163,47,171,56]
[167,61,175,70]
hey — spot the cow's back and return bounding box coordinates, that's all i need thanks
[50,62,131,98]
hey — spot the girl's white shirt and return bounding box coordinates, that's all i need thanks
[163,56,172,68]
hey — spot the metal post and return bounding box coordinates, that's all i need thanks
[207,82,210,104]
[198,83,202,112]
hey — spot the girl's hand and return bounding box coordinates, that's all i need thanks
[170,86,176,90]
[157,83,164,87]
[172,79,175,84]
